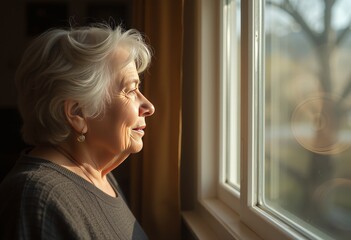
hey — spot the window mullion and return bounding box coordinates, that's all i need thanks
[240,1,303,239]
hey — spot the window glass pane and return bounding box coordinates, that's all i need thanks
[223,0,241,188]
[263,0,351,238]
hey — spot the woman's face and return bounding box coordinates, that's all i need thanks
[85,49,155,161]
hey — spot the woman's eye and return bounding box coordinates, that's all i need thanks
[122,82,140,97]
[128,88,138,96]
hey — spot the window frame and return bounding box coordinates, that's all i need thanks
[242,1,311,239]
[218,0,241,210]
[182,0,332,239]
[183,0,252,238]
[183,0,256,239]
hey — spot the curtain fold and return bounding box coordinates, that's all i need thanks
[131,0,183,239]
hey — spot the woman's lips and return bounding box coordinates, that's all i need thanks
[132,125,146,135]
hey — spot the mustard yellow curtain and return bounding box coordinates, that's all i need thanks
[131,1,183,239]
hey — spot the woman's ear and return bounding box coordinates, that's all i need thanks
[64,100,87,134]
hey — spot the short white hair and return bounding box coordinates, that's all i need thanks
[16,24,152,145]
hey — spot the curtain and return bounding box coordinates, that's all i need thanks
[131,0,183,239]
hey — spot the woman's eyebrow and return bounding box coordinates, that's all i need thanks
[133,79,141,85]
[128,79,141,86]
[120,78,141,87]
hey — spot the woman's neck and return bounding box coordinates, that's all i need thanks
[29,145,117,197]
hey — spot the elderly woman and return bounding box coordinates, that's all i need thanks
[0,24,155,239]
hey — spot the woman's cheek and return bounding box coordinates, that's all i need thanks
[120,124,132,150]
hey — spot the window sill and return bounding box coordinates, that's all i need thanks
[182,198,262,240]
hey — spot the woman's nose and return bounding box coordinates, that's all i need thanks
[139,94,155,117]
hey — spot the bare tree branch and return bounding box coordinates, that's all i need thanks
[266,0,351,101]
[324,0,337,8]
[266,0,319,45]
[323,0,333,41]
[336,22,351,46]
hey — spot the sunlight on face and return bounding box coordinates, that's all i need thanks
[85,48,155,161]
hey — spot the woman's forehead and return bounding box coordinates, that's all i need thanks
[111,47,132,66]
[120,62,139,83]
[109,47,139,86]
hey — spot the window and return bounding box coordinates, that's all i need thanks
[182,0,351,239]
[260,0,351,239]
[221,0,241,190]
[217,0,242,214]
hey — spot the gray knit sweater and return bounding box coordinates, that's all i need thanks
[0,152,148,240]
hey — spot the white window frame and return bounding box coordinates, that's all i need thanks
[183,0,255,239]
[182,0,251,238]
[240,2,302,239]
[182,0,332,239]
[218,0,241,209]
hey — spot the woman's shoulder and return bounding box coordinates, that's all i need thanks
[0,154,81,201]
[0,155,92,239]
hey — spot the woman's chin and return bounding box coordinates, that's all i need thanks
[130,142,143,153]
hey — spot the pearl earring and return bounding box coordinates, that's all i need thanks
[77,133,86,142]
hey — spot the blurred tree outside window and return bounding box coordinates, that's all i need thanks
[262,0,351,239]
